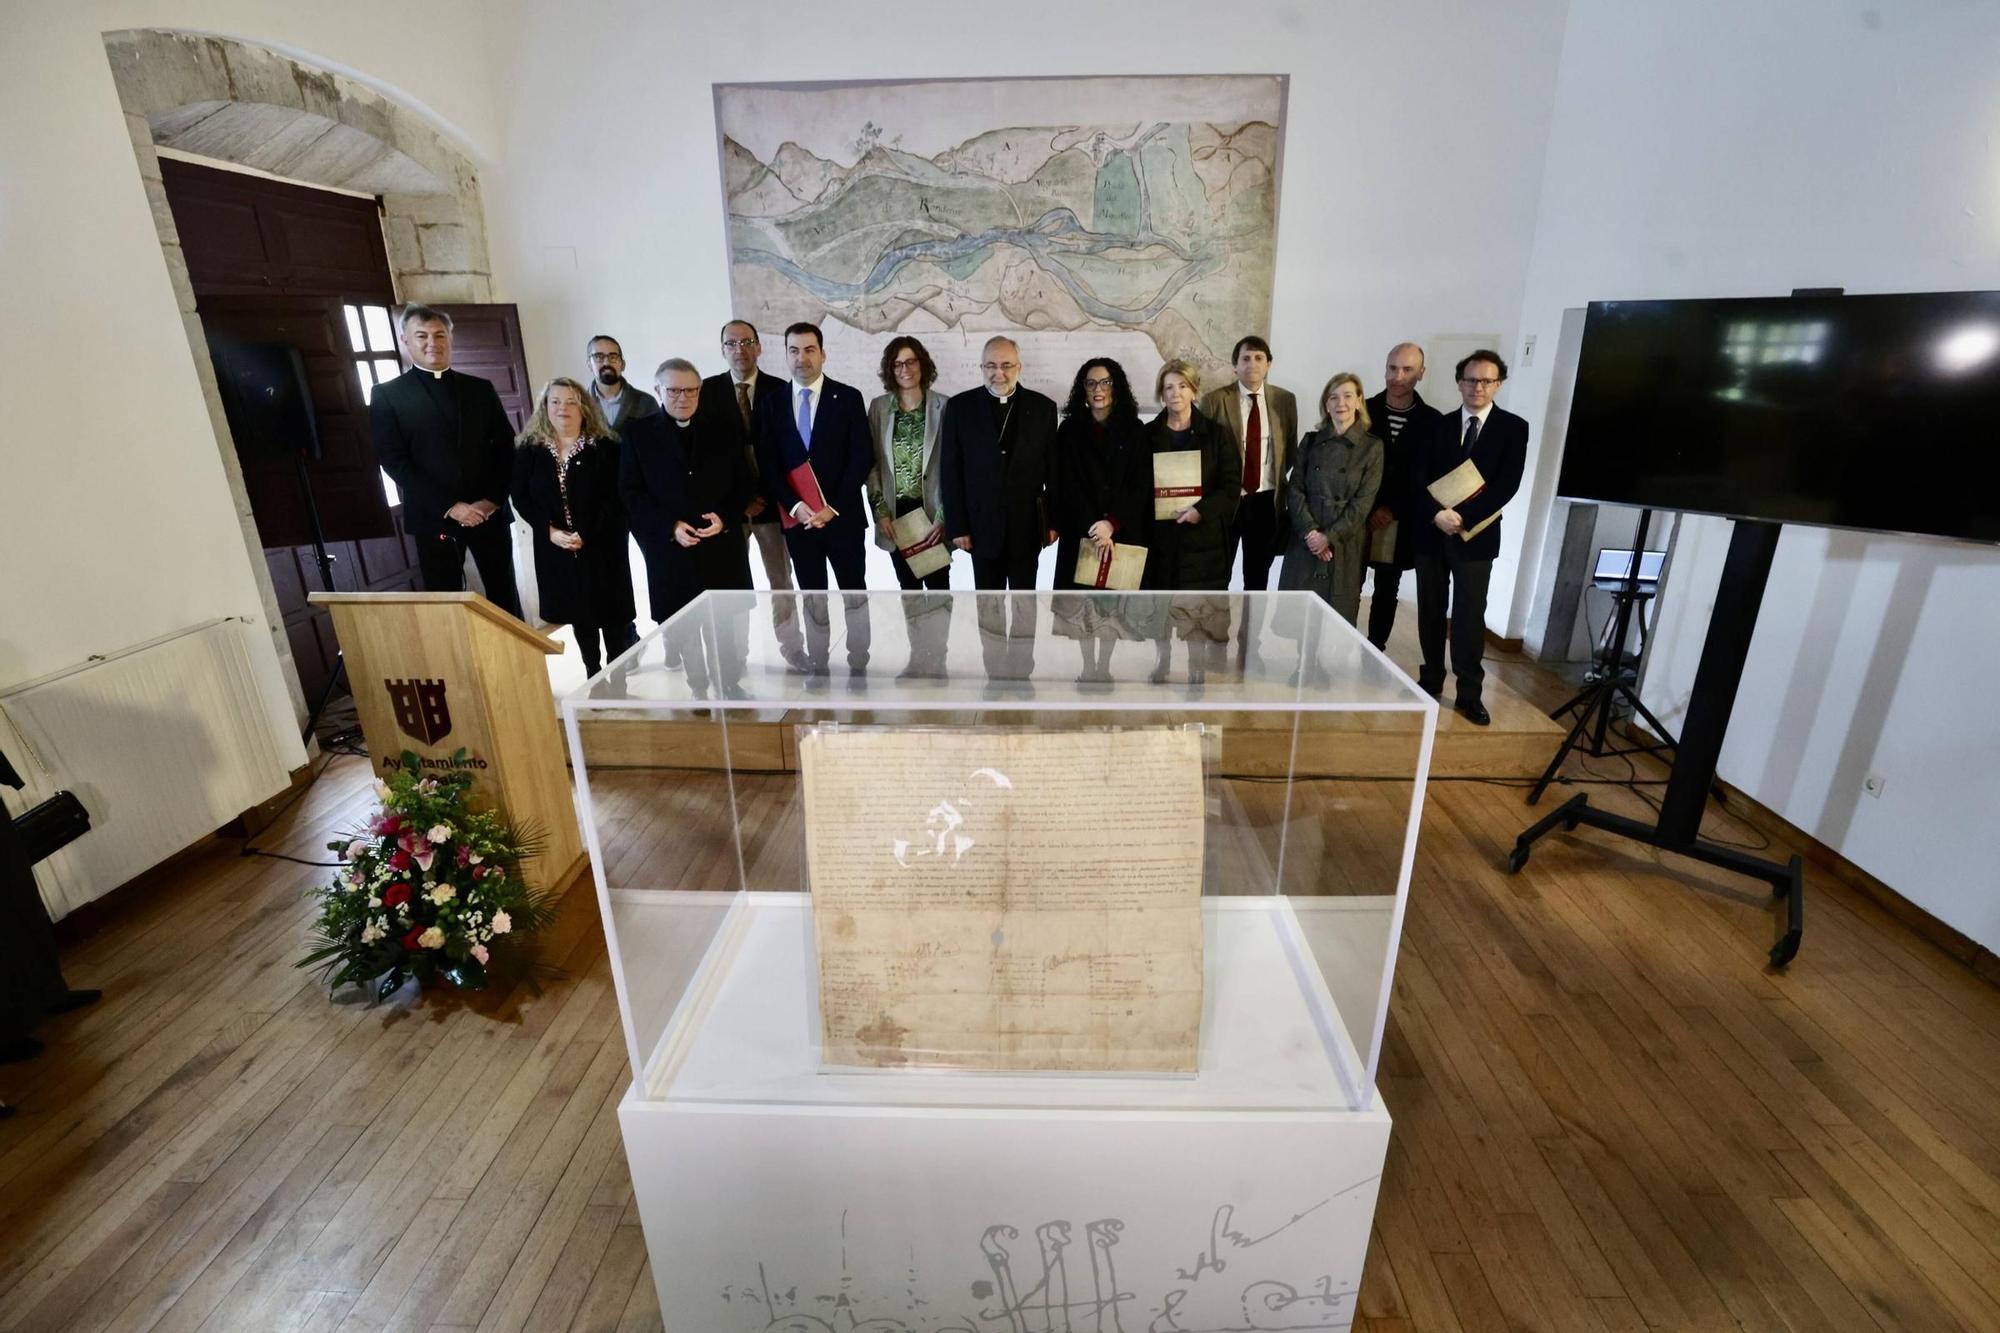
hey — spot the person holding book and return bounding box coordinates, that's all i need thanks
[1052,358,1151,591]
[1143,360,1239,592]
[865,336,951,591]
[1279,372,1383,625]
[755,322,874,673]
[1412,349,1529,725]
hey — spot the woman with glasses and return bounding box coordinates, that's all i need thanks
[865,336,951,591]
[1053,358,1150,590]
[1279,372,1383,625]
[513,377,638,676]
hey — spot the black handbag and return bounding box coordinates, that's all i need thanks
[14,790,90,865]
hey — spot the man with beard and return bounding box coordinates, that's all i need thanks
[584,335,659,429]
[1362,341,1443,651]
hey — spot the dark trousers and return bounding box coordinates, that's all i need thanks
[784,526,871,669]
[889,498,951,591]
[1413,545,1492,704]
[417,516,523,620]
[575,621,640,677]
[1366,561,1404,649]
[971,544,1039,592]
[1230,489,1281,591]
[0,809,69,1044]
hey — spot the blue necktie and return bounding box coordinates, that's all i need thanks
[796,385,813,451]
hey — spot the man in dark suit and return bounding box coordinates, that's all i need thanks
[755,322,873,673]
[938,335,1059,589]
[699,320,805,666]
[1412,350,1529,726]
[1200,335,1299,593]
[1363,341,1444,651]
[368,304,523,618]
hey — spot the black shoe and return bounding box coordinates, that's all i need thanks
[1456,699,1491,726]
[45,989,101,1016]
[0,1037,45,1064]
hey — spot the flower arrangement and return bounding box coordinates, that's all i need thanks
[299,752,556,1000]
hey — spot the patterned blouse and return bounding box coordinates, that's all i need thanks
[544,435,597,529]
[890,399,926,503]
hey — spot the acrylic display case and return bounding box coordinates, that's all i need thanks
[564,589,1433,1331]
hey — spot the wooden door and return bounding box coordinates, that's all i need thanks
[162,158,420,707]
[425,303,534,429]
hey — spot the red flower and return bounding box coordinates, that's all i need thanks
[389,849,413,871]
[401,925,426,950]
[382,882,412,907]
[378,815,403,835]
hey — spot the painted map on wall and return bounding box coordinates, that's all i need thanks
[715,76,1286,404]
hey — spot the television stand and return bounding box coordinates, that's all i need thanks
[1508,518,1804,966]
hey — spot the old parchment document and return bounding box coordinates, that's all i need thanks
[798,727,1205,1072]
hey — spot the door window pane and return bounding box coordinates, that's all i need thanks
[362,305,396,353]
[343,304,366,354]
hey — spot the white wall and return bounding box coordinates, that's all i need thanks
[0,3,499,695]
[1509,0,2000,948]
[477,0,1569,448]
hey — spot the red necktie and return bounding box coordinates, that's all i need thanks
[1243,393,1262,492]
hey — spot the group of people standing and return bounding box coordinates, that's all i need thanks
[368,305,1526,722]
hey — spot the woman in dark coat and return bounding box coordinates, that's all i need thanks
[512,377,638,677]
[1143,359,1240,591]
[1280,372,1384,624]
[1053,357,1152,590]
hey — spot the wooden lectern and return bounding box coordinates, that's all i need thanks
[308,591,585,892]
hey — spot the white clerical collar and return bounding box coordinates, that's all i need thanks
[987,387,1014,404]
[673,417,692,429]
[424,367,448,379]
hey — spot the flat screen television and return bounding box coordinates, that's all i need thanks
[1558,291,2000,544]
[207,335,322,461]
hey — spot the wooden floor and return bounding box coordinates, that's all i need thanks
[7,636,2000,1331]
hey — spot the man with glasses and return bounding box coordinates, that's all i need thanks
[369,303,523,618]
[584,335,658,429]
[1412,350,1528,726]
[699,320,806,666]
[1363,342,1442,651]
[939,335,1059,590]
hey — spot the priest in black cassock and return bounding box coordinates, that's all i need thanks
[369,303,524,619]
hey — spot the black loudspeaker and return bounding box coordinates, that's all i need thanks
[208,337,323,460]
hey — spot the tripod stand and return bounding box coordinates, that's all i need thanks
[1526,508,1686,804]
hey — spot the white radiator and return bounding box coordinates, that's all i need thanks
[1,618,303,919]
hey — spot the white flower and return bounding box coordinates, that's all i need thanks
[428,883,457,905]
[426,824,451,844]
[373,779,392,800]
[367,896,381,908]
[471,944,490,965]
[343,840,367,862]
[467,851,484,865]
[417,926,445,949]
[360,923,383,944]
[489,910,512,935]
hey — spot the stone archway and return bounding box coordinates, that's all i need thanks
[100,29,498,723]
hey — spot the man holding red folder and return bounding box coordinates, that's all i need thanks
[756,322,874,671]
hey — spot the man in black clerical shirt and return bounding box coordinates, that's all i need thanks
[368,304,524,618]
[938,335,1059,589]
[1363,341,1443,651]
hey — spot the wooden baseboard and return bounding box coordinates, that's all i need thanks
[224,759,319,840]
[1622,721,1999,987]
[1485,627,1525,653]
